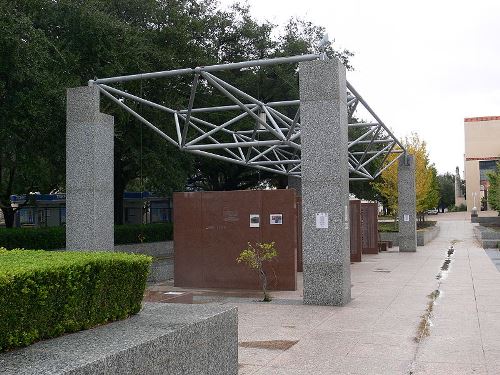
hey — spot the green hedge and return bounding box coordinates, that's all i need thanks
[0,227,65,251]
[0,249,152,352]
[378,220,437,232]
[114,223,173,244]
[0,223,173,250]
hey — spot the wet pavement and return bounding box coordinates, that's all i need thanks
[147,212,500,374]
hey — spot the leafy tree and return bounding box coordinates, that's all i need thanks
[437,173,455,212]
[236,241,278,302]
[189,14,355,192]
[372,133,440,223]
[487,162,500,213]
[1,0,355,227]
[0,1,69,227]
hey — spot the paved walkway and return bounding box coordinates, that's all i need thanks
[234,212,500,374]
[148,212,500,374]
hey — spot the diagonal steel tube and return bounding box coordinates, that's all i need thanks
[97,84,176,114]
[348,126,379,149]
[181,73,200,146]
[97,86,177,146]
[201,72,284,140]
[178,114,242,161]
[187,150,290,175]
[356,125,382,168]
[185,108,256,146]
[347,81,405,152]
[374,152,404,179]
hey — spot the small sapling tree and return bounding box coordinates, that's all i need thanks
[236,242,278,302]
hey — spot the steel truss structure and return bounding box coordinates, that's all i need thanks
[90,54,405,180]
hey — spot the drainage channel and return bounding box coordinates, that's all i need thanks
[407,241,457,374]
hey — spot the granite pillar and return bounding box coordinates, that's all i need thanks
[299,58,351,306]
[288,176,302,197]
[66,86,114,251]
[398,154,417,252]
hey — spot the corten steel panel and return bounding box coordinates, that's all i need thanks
[173,193,203,286]
[361,202,379,254]
[261,190,297,290]
[296,197,303,272]
[201,190,261,289]
[350,200,362,262]
[174,189,297,291]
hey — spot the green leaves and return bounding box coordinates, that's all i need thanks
[0,249,152,352]
[487,162,500,212]
[0,223,173,249]
[236,241,278,270]
[237,241,278,301]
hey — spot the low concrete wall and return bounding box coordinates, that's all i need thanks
[379,225,440,248]
[115,241,173,257]
[471,216,500,224]
[474,225,500,249]
[417,225,440,246]
[379,232,398,246]
[116,241,174,283]
[0,303,238,375]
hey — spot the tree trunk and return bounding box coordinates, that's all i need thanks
[259,268,270,302]
[1,207,15,228]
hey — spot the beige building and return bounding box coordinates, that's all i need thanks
[463,116,500,211]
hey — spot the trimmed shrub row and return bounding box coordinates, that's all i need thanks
[0,226,66,251]
[114,223,173,245]
[378,220,437,233]
[0,223,173,250]
[0,249,152,352]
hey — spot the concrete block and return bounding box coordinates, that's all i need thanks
[0,303,238,375]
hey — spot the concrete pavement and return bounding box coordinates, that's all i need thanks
[234,212,500,374]
[147,212,500,374]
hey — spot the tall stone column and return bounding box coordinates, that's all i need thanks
[288,176,302,197]
[398,154,417,252]
[66,86,114,251]
[299,58,351,306]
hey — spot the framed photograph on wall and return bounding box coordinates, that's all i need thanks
[269,213,283,225]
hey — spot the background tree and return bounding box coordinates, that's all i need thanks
[372,133,440,223]
[437,173,455,212]
[0,1,69,227]
[348,117,389,202]
[1,0,354,227]
[487,162,500,213]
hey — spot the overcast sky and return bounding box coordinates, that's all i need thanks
[219,0,500,175]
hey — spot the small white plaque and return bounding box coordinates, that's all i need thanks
[404,214,410,222]
[270,214,283,225]
[316,213,329,229]
[249,214,260,228]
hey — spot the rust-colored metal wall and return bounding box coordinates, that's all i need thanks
[174,189,297,291]
[361,202,379,254]
[350,200,362,262]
